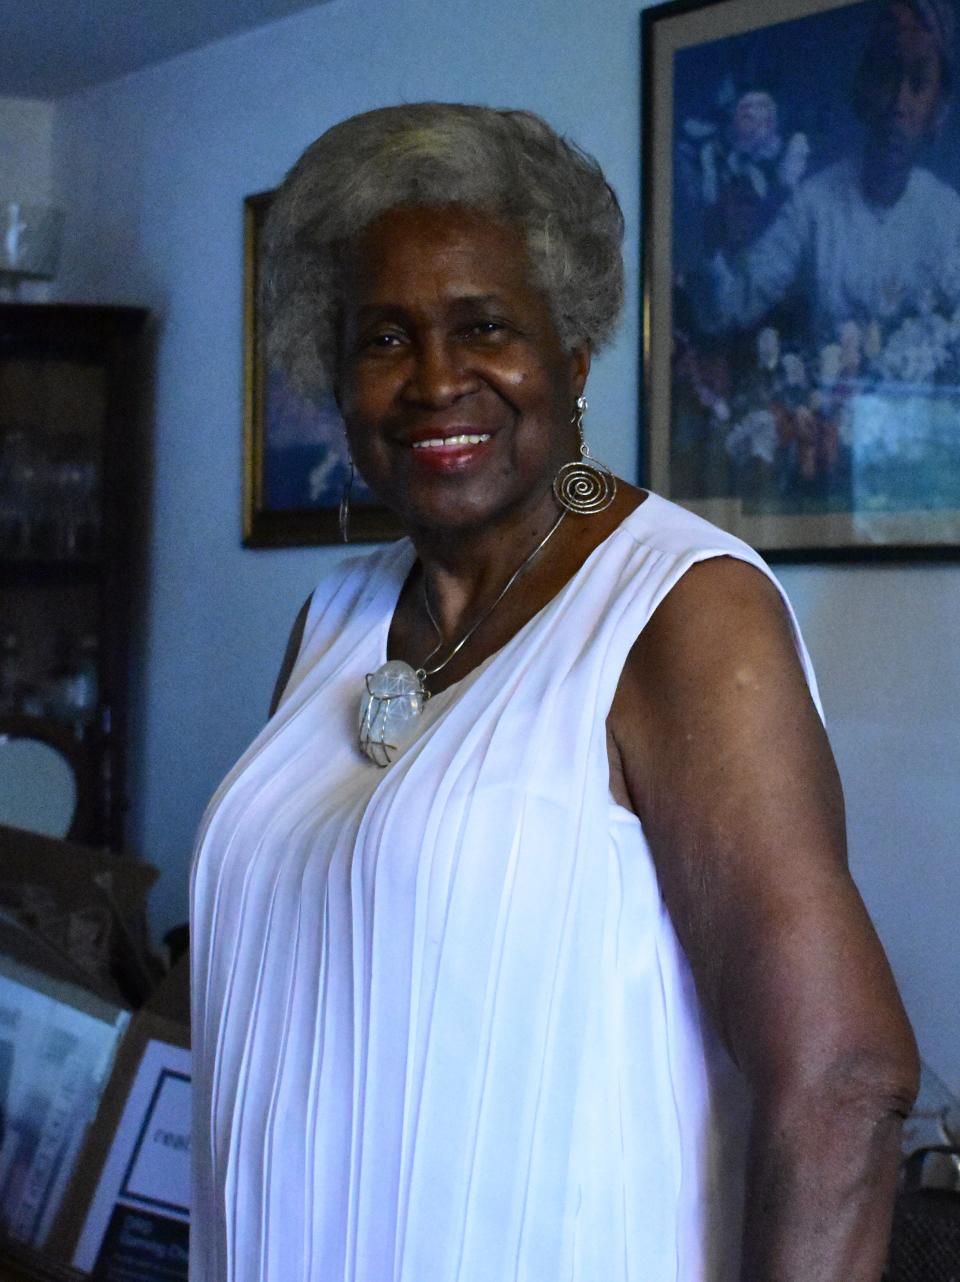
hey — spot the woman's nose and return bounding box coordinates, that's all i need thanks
[403,336,477,407]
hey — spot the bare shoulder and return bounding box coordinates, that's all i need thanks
[608,550,844,962]
[611,553,814,750]
[609,553,848,1031]
[631,552,795,669]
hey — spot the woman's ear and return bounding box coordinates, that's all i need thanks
[569,341,592,400]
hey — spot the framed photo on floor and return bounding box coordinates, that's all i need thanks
[242,189,400,547]
[642,0,960,558]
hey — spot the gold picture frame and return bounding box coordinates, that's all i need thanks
[642,0,960,559]
[241,189,401,547]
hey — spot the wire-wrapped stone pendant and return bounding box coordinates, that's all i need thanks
[357,507,568,767]
[359,659,427,767]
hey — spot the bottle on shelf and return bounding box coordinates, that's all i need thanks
[72,632,100,728]
[47,631,99,734]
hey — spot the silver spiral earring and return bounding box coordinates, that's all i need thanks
[552,396,616,515]
[338,457,355,543]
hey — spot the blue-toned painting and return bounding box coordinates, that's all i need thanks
[260,370,377,512]
[243,189,397,546]
[644,0,960,555]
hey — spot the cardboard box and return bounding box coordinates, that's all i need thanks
[0,956,129,1255]
[0,826,159,1010]
[0,828,187,1281]
[49,959,190,1281]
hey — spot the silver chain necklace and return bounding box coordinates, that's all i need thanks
[359,509,567,766]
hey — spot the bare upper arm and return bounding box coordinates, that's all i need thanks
[608,556,915,1100]
[268,593,312,719]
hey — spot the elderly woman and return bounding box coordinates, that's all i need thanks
[190,104,918,1282]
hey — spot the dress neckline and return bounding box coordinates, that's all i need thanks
[372,491,656,697]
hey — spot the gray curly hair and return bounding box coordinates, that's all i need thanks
[262,103,625,401]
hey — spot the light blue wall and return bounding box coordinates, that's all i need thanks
[51,0,959,1091]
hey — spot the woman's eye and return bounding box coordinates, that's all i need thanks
[465,320,508,340]
[361,331,404,351]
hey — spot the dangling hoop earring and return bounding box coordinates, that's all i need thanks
[338,457,355,543]
[552,395,616,515]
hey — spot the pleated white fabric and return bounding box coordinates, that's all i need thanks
[190,493,822,1282]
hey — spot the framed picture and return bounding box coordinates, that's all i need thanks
[642,0,960,557]
[242,189,401,546]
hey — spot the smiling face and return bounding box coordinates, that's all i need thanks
[335,205,589,538]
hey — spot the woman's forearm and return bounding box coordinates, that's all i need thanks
[740,1063,916,1282]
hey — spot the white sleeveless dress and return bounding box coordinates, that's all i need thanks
[190,493,822,1282]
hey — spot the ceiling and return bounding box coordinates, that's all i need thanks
[0,0,330,99]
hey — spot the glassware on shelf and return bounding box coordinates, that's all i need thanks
[0,202,64,299]
[18,683,49,718]
[71,633,99,726]
[0,431,39,558]
[0,435,19,552]
[47,632,99,733]
[49,454,99,560]
[0,429,101,562]
[1,303,144,849]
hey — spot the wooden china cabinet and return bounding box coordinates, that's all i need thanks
[0,303,148,849]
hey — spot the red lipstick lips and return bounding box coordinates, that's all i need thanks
[405,426,494,471]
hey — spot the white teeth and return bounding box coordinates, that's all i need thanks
[412,433,490,449]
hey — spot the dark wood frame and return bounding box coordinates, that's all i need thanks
[641,0,960,560]
[241,189,401,547]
